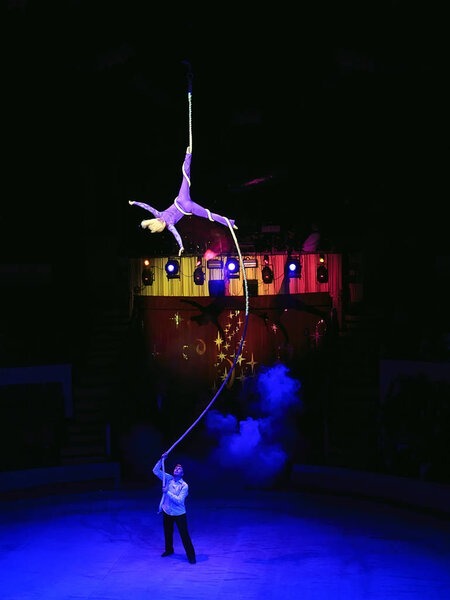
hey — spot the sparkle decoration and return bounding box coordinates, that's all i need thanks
[247,352,258,373]
[310,318,327,349]
[214,331,224,349]
[170,312,183,328]
[212,309,255,389]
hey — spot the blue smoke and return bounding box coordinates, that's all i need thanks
[257,363,302,415]
[205,411,238,435]
[205,363,302,488]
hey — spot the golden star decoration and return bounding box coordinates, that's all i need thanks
[214,332,223,348]
[170,312,183,327]
[247,352,257,372]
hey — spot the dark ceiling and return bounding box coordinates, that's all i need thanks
[4,1,447,261]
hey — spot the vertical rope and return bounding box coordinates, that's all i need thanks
[188,91,193,152]
[158,457,166,513]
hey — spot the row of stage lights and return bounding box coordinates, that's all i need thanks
[142,255,328,286]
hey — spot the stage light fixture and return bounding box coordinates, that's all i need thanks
[243,257,258,268]
[225,257,240,279]
[286,257,301,279]
[207,259,223,270]
[193,256,205,285]
[165,259,180,279]
[142,260,154,286]
[317,255,328,283]
[262,255,273,284]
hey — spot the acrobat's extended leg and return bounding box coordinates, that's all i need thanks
[185,198,236,229]
[177,151,192,205]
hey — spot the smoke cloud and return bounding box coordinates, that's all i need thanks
[205,363,303,488]
[257,363,301,415]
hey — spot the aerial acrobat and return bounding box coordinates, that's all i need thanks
[129,65,237,256]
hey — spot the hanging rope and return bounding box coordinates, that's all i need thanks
[157,65,249,512]
[182,61,193,152]
[188,91,193,152]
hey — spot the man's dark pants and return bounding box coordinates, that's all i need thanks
[162,511,196,562]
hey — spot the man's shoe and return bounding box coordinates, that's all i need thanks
[188,558,196,564]
[161,550,174,557]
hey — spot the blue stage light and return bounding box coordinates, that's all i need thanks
[165,259,180,279]
[286,258,301,279]
[225,257,240,279]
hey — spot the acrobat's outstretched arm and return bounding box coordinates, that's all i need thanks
[128,201,163,219]
[167,224,184,256]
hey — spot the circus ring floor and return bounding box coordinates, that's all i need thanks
[1,472,449,600]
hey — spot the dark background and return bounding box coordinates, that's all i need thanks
[2,1,449,486]
[4,1,449,360]
[4,1,447,258]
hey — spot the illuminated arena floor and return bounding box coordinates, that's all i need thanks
[1,487,449,600]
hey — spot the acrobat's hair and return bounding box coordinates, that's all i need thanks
[141,218,166,233]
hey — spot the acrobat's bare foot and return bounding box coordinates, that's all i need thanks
[129,200,135,205]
